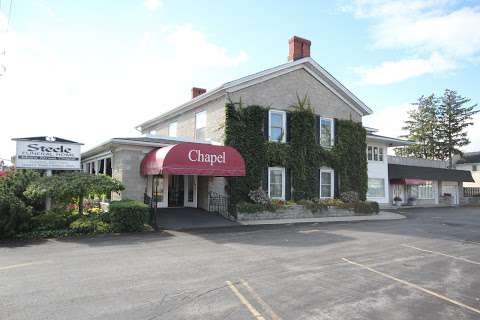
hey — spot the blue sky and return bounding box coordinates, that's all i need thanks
[1,0,479,162]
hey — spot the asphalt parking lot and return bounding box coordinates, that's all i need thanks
[1,207,480,320]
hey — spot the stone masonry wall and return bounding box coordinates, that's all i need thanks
[228,68,362,122]
[112,146,153,201]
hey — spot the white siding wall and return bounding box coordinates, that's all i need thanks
[366,141,390,204]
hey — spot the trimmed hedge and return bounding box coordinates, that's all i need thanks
[31,208,75,231]
[109,200,149,232]
[0,193,32,239]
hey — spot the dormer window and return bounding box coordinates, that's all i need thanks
[269,110,286,143]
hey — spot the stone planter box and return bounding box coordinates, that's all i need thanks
[236,204,356,221]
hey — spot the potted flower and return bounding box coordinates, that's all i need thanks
[393,196,402,206]
[407,196,417,206]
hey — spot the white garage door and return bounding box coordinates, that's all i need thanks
[442,182,459,205]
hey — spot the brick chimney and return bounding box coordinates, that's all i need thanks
[192,87,206,99]
[288,36,311,61]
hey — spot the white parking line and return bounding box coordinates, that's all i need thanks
[342,258,480,316]
[0,260,53,271]
[226,281,266,320]
[401,244,480,266]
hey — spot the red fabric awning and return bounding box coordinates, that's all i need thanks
[390,178,428,185]
[140,143,246,177]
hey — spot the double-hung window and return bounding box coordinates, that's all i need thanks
[168,122,178,137]
[268,167,285,200]
[367,145,384,162]
[195,111,207,141]
[319,168,334,199]
[320,117,334,148]
[269,110,286,143]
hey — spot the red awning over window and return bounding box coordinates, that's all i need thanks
[140,143,246,177]
[390,178,428,185]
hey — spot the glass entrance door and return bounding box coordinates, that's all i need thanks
[184,175,197,208]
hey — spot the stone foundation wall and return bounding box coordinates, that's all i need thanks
[237,205,360,221]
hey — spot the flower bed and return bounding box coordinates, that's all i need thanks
[236,189,379,221]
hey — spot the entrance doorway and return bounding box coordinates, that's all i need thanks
[167,175,198,208]
[168,175,184,207]
[184,175,197,208]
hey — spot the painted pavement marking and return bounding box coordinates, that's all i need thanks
[0,260,53,271]
[226,280,266,320]
[342,257,480,316]
[401,244,480,266]
[240,279,282,320]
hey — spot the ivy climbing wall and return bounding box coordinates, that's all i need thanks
[225,100,368,208]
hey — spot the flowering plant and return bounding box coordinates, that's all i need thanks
[248,187,271,205]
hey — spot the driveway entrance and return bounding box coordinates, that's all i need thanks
[155,207,239,230]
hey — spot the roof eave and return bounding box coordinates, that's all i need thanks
[136,56,373,131]
[367,134,415,147]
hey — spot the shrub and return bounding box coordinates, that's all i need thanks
[237,202,266,213]
[248,188,271,205]
[340,191,360,204]
[31,208,71,231]
[69,217,94,233]
[0,192,32,238]
[69,216,111,234]
[109,200,149,232]
[271,199,287,210]
[320,198,345,207]
[297,199,327,213]
[354,201,379,215]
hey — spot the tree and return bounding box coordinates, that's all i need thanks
[0,170,40,238]
[436,89,478,167]
[395,95,439,159]
[25,172,124,215]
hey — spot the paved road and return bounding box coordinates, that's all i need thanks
[1,207,480,320]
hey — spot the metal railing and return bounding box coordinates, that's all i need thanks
[464,187,480,197]
[144,193,152,206]
[208,191,235,220]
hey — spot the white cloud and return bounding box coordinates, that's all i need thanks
[356,52,456,85]
[465,112,480,152]
[362,103,412,139]
[144,0,162,12]
[344,0,480,84]
[0,18,248,160]
[363,102,480,152]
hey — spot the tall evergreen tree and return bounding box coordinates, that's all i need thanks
[395,95,439,159]
[436,89,478,167]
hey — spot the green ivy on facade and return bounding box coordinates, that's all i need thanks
[225,99,368,209]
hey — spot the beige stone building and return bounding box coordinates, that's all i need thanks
[81,36,473,213]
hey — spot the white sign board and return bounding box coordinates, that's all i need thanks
[15,140,81,170]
